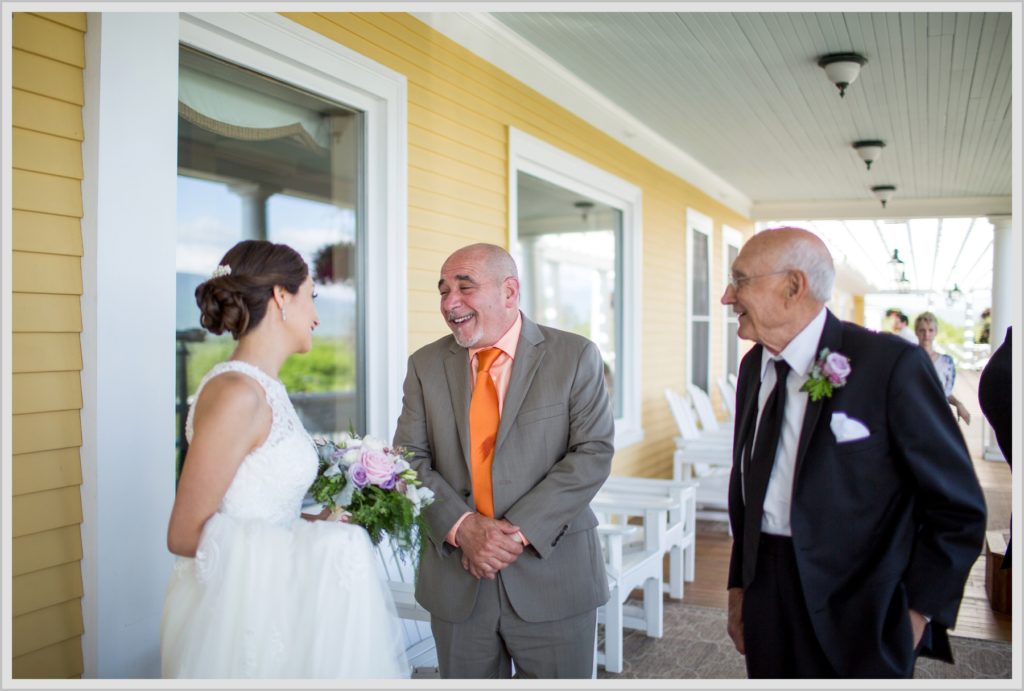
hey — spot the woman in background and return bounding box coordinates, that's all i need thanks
[914,311,971,424]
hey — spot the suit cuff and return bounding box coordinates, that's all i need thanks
[446,511,472,547]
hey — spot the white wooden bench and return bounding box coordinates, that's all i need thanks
[597,476,698,599]
[665,388,733,523]
[593,523,663,674]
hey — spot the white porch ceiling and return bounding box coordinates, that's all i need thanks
[415,9,1014,300]
[418,10,1013,220]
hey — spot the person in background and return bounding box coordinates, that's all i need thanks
[914,312,971,424]
[886,308,919,345]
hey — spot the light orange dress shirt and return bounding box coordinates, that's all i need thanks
[446,313,529,546]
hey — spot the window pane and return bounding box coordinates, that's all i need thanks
[691,321,710,392]
[175,47,364,473]
[517,172,623,417]
[726,243,740,376]
[692,230,710,316]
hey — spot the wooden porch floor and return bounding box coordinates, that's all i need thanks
[675,368,1013,643]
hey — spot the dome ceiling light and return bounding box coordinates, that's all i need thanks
[872,185,896,208]
[818,52,867,98]
[853,140,886,170]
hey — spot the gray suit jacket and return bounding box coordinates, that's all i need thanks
[394,314,614,623]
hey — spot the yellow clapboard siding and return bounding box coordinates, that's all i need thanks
[13,525,83,577]
[409,124,506,178]
[32,12,86,32]
[12,48,83,105]
[408,144,505,193]
[12,636,84,679]
[13,562,84,617]
[13,333,83,373]
[13,448,83,496]
[408,101,505,157]
[409,165,505,212]
[12,410,82,455]
[13,486,84,539]
[12,599,84,658]
[406,226,482,255]
[12,209,82,255]
[13,293,83,333]
[13,89,84,140]
[408,187,504,229]
[409,208,507,242]
[407,85,507,141]
[12,13,85,68]
[12,372,83,415]
[13,127,83,179]
[12,251,82,295]
[12,169,83,217]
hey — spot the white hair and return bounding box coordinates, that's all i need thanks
[778,234,835,302]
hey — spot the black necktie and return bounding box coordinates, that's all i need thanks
[742,358,791,585]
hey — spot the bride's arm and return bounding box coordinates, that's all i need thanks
[167,374,271,557]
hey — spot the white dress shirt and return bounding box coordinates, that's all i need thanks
[753,307,827,536]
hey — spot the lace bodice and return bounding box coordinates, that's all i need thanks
[185,361,318,527]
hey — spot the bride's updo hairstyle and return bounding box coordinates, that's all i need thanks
[195,240,308,339]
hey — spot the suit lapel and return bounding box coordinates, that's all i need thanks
[443,343,472,471]
[793,310,843,483]
[496,316,546,455]
[735,345,763,480]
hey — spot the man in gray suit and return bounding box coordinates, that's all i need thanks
[394,243,614,678]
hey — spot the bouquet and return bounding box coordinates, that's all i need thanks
[307,433,435,561]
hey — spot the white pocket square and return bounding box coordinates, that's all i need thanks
[830,412,870,443]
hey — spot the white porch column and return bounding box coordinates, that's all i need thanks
[988,214,1013,350]
[81,13,178,678]
[983,214,1013,461]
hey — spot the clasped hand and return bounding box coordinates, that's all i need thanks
[457,513,524,580]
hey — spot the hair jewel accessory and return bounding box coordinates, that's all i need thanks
[211,264,231,279]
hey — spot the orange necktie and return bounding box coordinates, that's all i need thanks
[470,347,502,518]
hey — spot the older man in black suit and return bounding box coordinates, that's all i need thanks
[722,227,986,678]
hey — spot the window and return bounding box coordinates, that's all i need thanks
[175,46,365,470]
[509,128,642,448]
[723,226,743,379]
[687,209,712,394]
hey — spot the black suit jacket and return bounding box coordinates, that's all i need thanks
[727,310,987,677]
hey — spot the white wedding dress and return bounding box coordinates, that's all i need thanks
[161,361,408,678]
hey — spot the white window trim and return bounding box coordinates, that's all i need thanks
[686,208,713,394]
[79,13,406,678]
[508,128,643,449]
[723,225,743,377]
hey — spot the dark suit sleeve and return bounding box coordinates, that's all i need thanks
[393,355,472,555]
[503,340,615,559]
[888,345,987,626]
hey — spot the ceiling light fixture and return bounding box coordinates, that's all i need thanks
[818,52,867,98]
[947,283,964,306]
[574,200,594,223]
[872,185,896,208]
[853,140,886,170]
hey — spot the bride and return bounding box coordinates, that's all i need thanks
[161,240,407,678]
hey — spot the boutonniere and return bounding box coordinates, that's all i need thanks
[801,348,851,401]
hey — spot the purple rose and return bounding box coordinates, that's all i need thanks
[379,474,397,490]
[361,448,397,487]
[347,463,369,488]
[821,351,851,386]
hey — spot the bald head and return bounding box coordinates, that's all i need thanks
[745,227,835,302]
[438,243,521,348]
[443,243,519,284]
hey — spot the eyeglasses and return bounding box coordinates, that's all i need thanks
[726,269,790,291]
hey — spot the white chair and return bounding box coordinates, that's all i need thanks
[593,522,663,674]
[727,372,738,388]
[664,388,733,523]
[717,375,737,420]
[374,535,437,676]
[597,476,697,599]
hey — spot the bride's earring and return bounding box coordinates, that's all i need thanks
[281,305,287,322]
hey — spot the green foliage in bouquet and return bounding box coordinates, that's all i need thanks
[309,436,435,563]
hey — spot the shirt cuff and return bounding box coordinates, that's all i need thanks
[516,531,530,546]
[446,512,473,547]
